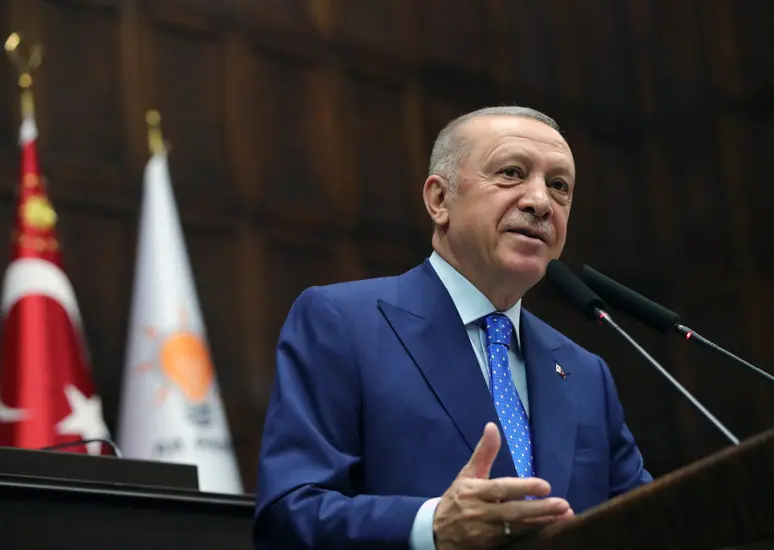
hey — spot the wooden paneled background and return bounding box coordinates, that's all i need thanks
[0,0,772,492]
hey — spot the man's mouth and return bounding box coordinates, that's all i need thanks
[506,228,546,242]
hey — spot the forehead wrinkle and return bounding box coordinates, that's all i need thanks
[488,132,570,154]
[484,140,574,175]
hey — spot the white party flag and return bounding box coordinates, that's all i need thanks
[117,142,242,494]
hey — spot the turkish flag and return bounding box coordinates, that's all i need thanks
[0,93,110,455]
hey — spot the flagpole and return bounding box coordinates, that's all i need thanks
[4,32,43,120]
[5,32,55,251]
[146,109,166,156]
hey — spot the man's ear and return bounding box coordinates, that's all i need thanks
[423,175,452,227]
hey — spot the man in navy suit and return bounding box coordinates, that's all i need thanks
[254,106,652,549]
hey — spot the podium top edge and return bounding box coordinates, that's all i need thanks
[0,446,199,491]
[0,472,255,509]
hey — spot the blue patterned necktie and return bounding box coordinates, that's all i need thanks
[483,313,534,478]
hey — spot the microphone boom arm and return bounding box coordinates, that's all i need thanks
[599,309,740,446]
[675,324,774,384]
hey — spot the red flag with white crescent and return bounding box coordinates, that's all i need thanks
[0,97,110,455]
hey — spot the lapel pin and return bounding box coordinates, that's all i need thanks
[555,363,568,380]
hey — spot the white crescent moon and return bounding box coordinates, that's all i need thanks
[1,257,83,325]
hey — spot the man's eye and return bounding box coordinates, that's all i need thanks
[551,179,570,192]
[501,167,524,178]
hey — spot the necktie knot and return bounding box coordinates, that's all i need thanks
[483,313,513,348]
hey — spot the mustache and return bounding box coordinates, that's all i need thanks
[502,214,554,242]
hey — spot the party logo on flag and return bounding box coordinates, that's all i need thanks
[135,304,216,427]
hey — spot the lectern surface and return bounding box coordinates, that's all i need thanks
[0,473,254,550]
[513,428,774,550]
[0,446,199,490]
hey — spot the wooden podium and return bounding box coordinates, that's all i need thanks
[0,446,254,550]
[513,428,774,550]
[3,430,774,549]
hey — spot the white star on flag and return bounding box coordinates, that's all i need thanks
[56,384,110,455]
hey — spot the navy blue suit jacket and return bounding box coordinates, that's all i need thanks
[254,260,651,549]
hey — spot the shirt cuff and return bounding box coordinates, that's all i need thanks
[409,497,441,550]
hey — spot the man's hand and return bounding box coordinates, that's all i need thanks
[433,423,574,550]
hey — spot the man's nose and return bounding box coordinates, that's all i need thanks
[517,177,552,218]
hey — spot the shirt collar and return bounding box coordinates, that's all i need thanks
[428,251,522,349]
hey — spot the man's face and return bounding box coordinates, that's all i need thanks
[442,116,575,289]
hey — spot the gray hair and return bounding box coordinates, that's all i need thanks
[428,106,560,191]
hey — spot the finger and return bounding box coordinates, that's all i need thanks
[522,507,575,525]
[491,496,571,524]
[477,476,552,502]
[459,422,501,479]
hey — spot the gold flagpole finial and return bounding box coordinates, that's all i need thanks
[146,109,166,155]
[5,32,43,119]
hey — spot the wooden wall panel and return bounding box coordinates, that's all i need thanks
[148,0,236,25]
[649,0,711,114]
[344,72,412,232]
[732,1,774,97]
[249,49,330,215]
[416,0,492,76]
[577,0,633,114]
[0,4,17,159]
[638,141,677,252]
[498,0,550,95]
[421,88,481,156]
[358,237,424,280]
[581,142,642,268]
[151,20,227,191]
[540,0,588,105]
[39,1,123,167]
[755,281,774,383]
[245,0,313,34]
[658,130,737,276]
[745,110,774,269]
[337,0,411,62]
[0,200,14,277]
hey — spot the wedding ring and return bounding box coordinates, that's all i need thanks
[504,522,512,536]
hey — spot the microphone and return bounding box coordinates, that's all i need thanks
[40,438,123,458]
[580,265,774,384]
[545,259,740,446]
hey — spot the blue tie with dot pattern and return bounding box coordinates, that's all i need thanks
[483,313,534,478]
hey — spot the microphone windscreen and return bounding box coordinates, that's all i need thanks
[545,260,606,322]
[580,265,679,333]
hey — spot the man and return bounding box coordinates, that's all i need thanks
[253,106,652,549]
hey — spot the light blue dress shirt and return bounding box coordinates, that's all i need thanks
[409,252,530,550]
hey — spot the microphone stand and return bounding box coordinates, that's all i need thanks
[598,309,739,446]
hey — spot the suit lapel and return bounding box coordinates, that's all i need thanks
[522,312,577,499]
[378,261,517,479]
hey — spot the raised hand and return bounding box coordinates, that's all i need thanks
[432,422,574,549]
